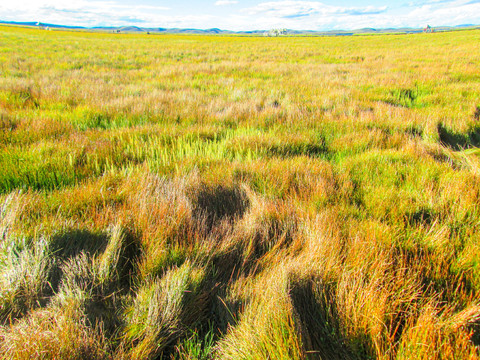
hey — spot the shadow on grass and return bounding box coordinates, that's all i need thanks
[405,207,435,227]
[50,229,109,260]
[209,249,249,335]
[190,184,250,232]
[437,123,480,151]
[48,228,141,337]
[289,277,368,360]
[187,244,264,344]
[48,230,109,294]
[266,142,329,158]
[405,125,423,138]
[392,244,479,345]
[162,278,216,358]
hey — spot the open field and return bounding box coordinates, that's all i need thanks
[1,24,480,359]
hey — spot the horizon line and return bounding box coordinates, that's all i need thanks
[1,19,479,34]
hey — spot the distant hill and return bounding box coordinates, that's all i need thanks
[1,20,479,36]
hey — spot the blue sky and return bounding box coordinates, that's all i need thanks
[1,0,480,31]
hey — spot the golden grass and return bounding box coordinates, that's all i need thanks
[1,24,480,358]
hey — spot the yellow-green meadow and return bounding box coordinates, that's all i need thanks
[1,24,480,359]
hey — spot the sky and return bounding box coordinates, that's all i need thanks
[1,0,480,31]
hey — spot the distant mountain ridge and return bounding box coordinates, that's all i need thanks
[1,20,479,36]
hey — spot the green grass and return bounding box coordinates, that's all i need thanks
[1,24,480,359]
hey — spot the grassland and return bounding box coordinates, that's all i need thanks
[1,24,480,359]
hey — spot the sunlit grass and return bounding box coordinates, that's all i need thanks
[1,24,480,359]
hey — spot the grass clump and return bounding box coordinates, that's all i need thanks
[172,327,215,360]
[0,306,110,360]
[124,262,208,359]
[216,271,305,360]
[0,237,51,322]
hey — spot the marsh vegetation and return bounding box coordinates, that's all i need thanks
[1,25,480,359]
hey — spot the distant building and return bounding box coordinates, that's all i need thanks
[36,22,50,30]
[264,28,287,37]
[424,25,434,33]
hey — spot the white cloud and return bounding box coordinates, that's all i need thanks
[244,1,387,18]
[215,0,238,5]
[0,0,171,27]
[0,0,479,30]
[239,0,480,30]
